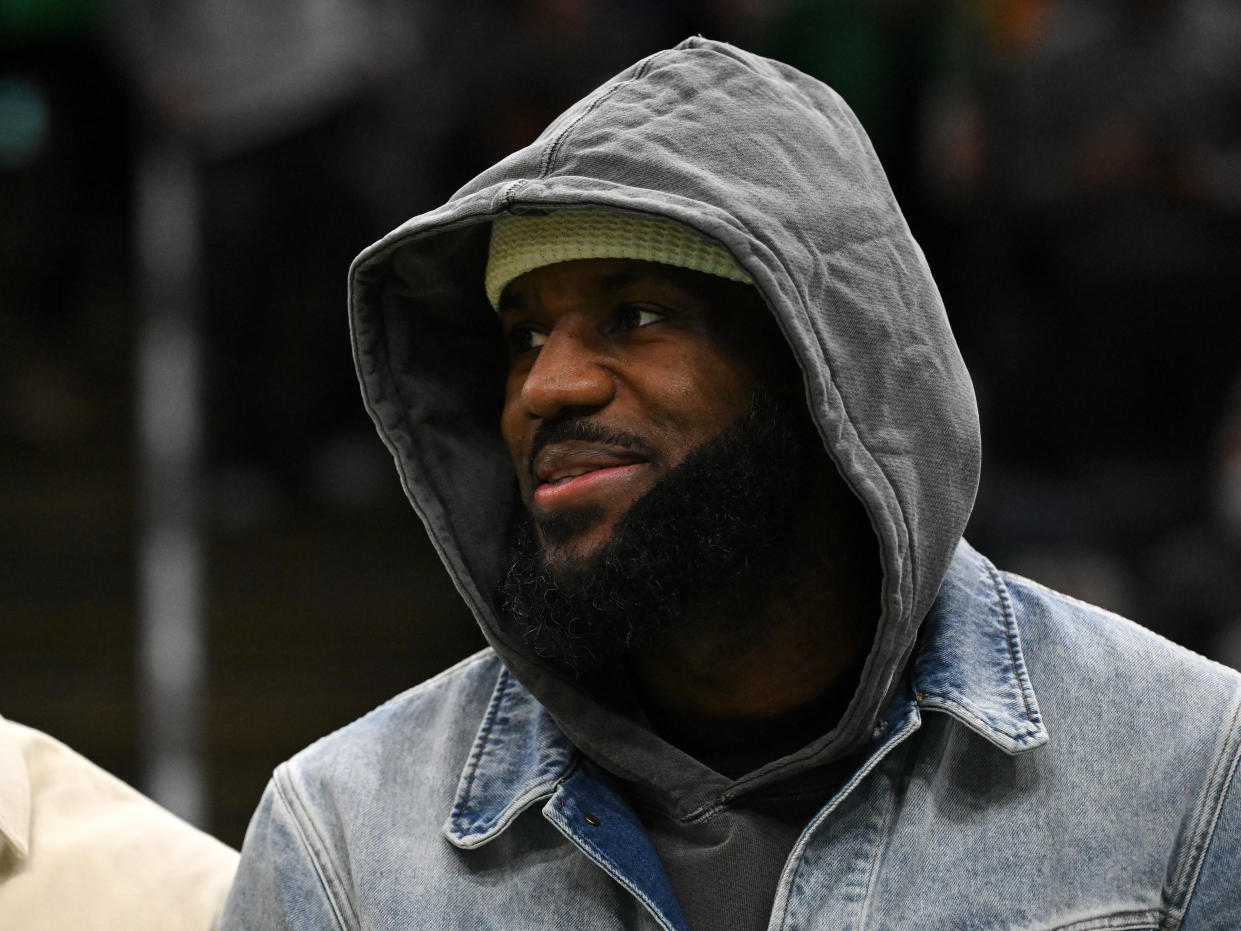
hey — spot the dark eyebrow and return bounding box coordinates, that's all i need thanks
[497,291,526,315]
[598,267,680,293]
[497,263,682,314]
[598,270,644,293]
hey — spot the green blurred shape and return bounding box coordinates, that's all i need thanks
[0,0,101,35]
[0,76,48,168]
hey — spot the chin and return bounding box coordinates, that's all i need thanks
[540,534,606,574]
[536,523,618,578]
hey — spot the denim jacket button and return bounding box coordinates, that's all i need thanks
[583,812,600,826]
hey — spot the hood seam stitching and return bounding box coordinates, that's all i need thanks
[791,274,917,745]
[540,51,668,179]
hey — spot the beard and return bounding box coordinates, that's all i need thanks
[496,388,817,677]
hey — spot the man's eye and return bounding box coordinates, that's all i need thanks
[616,305,665,330]
[508,326,547,352]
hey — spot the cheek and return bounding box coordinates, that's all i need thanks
[500,387,529,472]
[686,356,758,424]
[656,354,757,452]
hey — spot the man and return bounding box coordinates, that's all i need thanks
[222,38,1241,929]
[1,715,238,928]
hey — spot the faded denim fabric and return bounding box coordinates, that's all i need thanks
[221,541,1241,930]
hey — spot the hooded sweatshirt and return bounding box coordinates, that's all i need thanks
[347,36,980,927]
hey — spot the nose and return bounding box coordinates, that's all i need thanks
[517,321,614,420]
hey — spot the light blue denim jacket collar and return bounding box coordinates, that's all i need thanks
[443,540,1049,851]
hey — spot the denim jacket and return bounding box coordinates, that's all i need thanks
[221,541,1241,930]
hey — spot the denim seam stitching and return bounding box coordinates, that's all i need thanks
[857,756,904,931]
[917,695,1038,750]
[984,557,1040,727]
[1047,909,1167,931]
[451,664,514,830]
[1165,689,1241,920]
[272,769,354,931]
[771,710,921,930]
[549,790,679,931]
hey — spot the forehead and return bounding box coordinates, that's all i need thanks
[497,258,711,311]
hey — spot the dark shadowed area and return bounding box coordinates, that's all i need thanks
[2,0,1239,847]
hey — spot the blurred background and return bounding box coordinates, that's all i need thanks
[3,0,1240,848]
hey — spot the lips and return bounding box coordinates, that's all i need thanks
[534,442,645,486]
[530,441,650,511]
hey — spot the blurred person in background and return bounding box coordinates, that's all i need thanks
[914,0,1241,471]
[0,715,237,928]
[915,0,1241,660]
[1,4,240,925]
[995,0,1241,470]
[222,38,1241,930]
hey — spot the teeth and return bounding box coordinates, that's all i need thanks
[550,466,594,484]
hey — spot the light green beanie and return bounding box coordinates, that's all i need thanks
[485,210,753,309]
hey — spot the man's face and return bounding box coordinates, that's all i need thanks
[499,258,767,569]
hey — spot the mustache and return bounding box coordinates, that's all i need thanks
[527,418,652,475]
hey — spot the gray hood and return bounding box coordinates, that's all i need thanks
[347,37,980,809]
